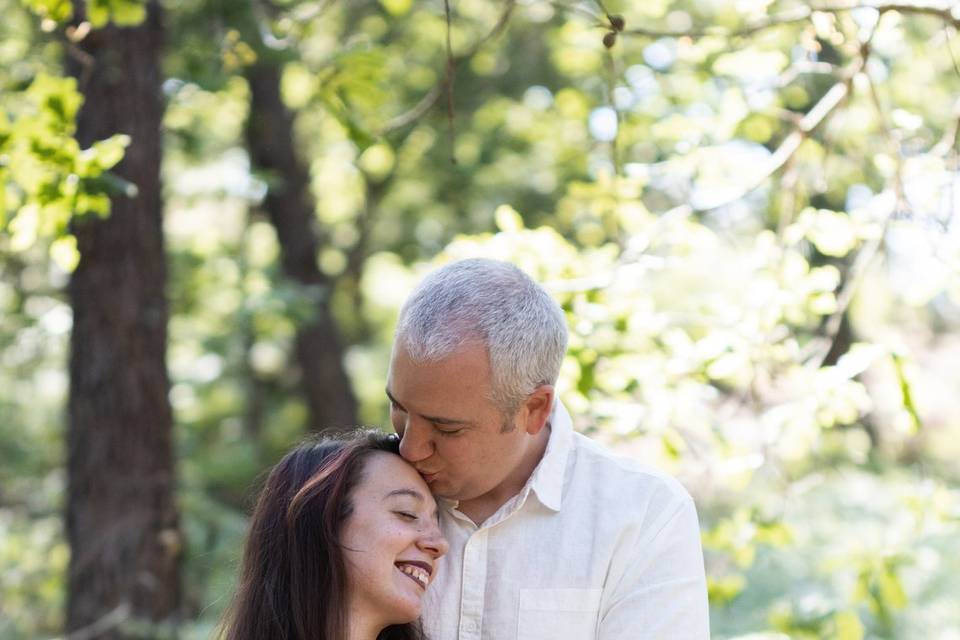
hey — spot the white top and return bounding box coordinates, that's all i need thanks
[421,401,710,640]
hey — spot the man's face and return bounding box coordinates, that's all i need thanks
[386,342,542,515]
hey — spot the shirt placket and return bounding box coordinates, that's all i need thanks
[458,527,488,640]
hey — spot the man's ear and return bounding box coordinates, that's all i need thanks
[521,385,555,435]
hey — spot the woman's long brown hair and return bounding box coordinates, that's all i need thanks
[220,431,426,640]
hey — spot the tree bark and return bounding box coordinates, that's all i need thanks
[244,60,358,433]
[65,2,181,637]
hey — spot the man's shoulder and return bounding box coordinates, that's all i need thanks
[567,431,694,506]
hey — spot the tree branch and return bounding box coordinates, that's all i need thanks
[691,73,855,214]
[379,0,517,135]
[623,1,960,40]
[443,0,456,163]
[810,57,906,366]
[58,603,130,640]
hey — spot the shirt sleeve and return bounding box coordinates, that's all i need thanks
[598,494,711,639]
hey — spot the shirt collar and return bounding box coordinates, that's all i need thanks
[527,399,573,512]
[437,400,574,522]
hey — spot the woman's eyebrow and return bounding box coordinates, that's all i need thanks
[382,488,425,502]
[383,489,441,521]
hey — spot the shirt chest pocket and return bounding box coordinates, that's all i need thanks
[517,588,602,640]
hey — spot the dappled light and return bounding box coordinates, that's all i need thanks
[1,0,959,638]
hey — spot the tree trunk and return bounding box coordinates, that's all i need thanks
[244,60,358,433]
[65,2,181,637]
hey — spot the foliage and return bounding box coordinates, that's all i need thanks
[2,0,960,638]
[0,71,132,271]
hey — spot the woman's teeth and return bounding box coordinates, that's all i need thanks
[397,563,429,588]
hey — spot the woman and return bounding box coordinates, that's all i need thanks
[221,430,448,640]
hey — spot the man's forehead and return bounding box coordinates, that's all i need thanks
[390,340,490,368]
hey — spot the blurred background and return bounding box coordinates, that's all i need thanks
[1,0,959,638]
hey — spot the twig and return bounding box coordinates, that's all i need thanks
[691,75,855,214]
[53,603,131,640]
[930,99,960,156]
[443,0,456,164]
[623,1,960,40]
[603,49,621,175]
[593,0,611,20]
[381,83,444,133]
[379,0,516,135]
[545,0,602,23]
[63,40,96,89]
[807,23,903,367]
[252,0,293,50]
[805,206,896,368]
[776,156,800,236]
[543,205,696,293]
[287,0,340,25]
[775,61,844,88]
[947,25,960,78]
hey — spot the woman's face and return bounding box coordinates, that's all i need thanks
[341,451,448,630]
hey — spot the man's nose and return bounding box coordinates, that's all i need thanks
[398,420,433,463]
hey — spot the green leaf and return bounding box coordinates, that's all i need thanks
[75,191,112,216]
[833,611,864,640]
[110,0,147,26]
[0,170,7,228]
[50,234,80,272]
[27,73,82,128]
[8,204,40,251]
[494,205,524,233]
[320,93,375,150]
[878,565,907,609]
[83,134,131,172]
[357,143,395,182]
[707,574,746,606]
[86,0,111,28]
[22,0,72,23]
[379,0,412,16]
[890,353,922,434]
[804,209,858,258]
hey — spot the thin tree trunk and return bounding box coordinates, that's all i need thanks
[244,60,358,433]
[65,2,181,637]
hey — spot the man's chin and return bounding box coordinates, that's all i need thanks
[427,479,459,500]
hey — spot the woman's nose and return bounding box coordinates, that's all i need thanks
[419,524,448,558]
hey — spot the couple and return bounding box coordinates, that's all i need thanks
[221,259,710,640]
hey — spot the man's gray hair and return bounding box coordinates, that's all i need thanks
[395,258,568,415]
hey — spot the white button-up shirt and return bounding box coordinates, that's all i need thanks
[421,401,710,640]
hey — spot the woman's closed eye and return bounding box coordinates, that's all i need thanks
[395,511,419,521]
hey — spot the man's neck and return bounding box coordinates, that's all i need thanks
[458,423,552,525]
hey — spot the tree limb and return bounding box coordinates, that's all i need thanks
[379,0,517,135]
[623,1,960,40]
[691,73,855,214]
[810,58,907,367]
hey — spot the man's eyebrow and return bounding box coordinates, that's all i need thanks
[385,389,472,427]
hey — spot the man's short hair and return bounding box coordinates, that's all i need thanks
[395,258,568,415]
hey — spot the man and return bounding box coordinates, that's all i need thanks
[386,258,709,639]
